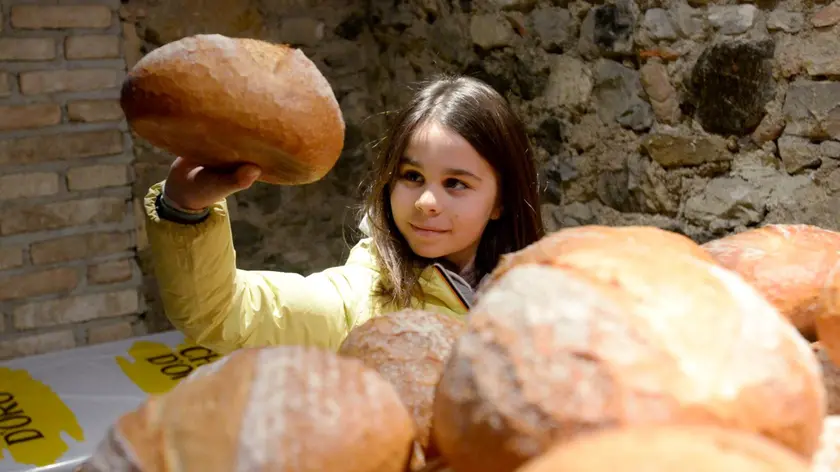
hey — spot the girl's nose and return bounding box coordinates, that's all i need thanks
[415,188,441,215]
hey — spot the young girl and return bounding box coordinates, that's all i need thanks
[142,75,545,354]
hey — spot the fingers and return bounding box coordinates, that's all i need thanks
[234,164,262,189]
[164,158,262,211]
[212,163,261,193]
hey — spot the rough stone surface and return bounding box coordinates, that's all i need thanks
[672,1,706,39]
[783,80,840,140]
[812,1,840,27]
[777,32,840,78]
[691,39,776,136]
[822,141,840,159]
[801,32,840,77]
[752,100,786,144]
[579,0,638,59]
[684,176,766,231]
[778,135,823,174]
[643,9,678,40]
[530,7,575,52]
[593,59,653,131]
[279,17,325,46]
[492,0,537,10]
[641,133,731,168]
[640,59,680,124]
[707,5,757,34]
[767,10,805,32]
[470,13,517,49]
[544,54,593,110]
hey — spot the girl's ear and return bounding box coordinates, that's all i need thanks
[490,204,502,220]
[490,188,503,220]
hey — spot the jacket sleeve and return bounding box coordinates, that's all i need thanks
[142,181,374,354]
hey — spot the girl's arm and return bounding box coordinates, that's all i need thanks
[142,181,374,354]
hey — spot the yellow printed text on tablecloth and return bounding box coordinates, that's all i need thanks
[116,341,221,395]
[0,367,84,466]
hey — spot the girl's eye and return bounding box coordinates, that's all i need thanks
[445,179,468,190]
[400,170,423,183]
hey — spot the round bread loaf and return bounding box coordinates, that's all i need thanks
[432,226,825,472]
[120,34,345,185]
[813,415,840,472]
[77,345,416,472]
[700,224,840,342]
[338,309,466,464]
[482,225,716,294]
[515,425,811,472]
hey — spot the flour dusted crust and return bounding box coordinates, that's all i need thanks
[515,425,811,472]
[481,225,715,296]
[121,34,345,185]
[78,345,416,472]
[432,226,825,472]
[813,415,840,472]
[338,309,466,462]
[701,224,840,342]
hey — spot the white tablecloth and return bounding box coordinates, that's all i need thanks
[0,331,223,472]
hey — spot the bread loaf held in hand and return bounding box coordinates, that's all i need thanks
[338,309,466,466]
[701,224,840,343]
[120,34,345,185]
[77,345,416,472]
[432,225,825,472]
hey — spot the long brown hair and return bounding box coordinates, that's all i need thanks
[361,74,544,308]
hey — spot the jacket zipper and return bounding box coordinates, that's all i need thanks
[433,264,472,311]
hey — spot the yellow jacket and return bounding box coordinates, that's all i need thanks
[142,181,471,354]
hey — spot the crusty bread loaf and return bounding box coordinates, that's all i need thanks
[77,345,416,472]
[813,415,840,472]
[432,225,825,472]
[515,425,811,472]
[338,309,466,466]
[121,34,345,185]
[482,224,716,294]
[701,224,840,342]
[813,342,840,415]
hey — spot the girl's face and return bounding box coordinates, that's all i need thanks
[390,121,501,271]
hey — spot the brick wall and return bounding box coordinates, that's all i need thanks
[0,0,144,360]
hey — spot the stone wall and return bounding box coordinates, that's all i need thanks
[2,0,838,359]
[121,0,840,337]
[0,0,144,359]
[364,0,840,243]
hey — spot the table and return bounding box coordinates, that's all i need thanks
[0,331,224,472]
